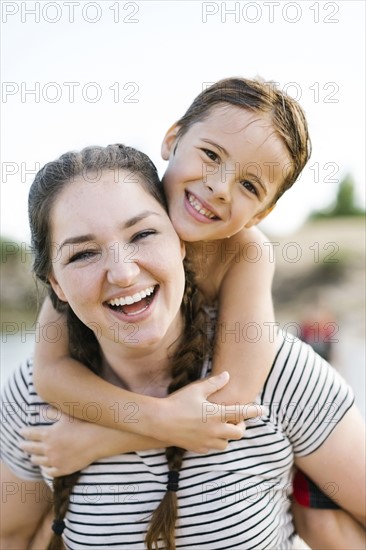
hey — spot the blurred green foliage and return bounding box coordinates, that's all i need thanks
[0,236,40,325]
[311,174,365,218]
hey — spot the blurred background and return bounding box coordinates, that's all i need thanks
[1,1,365,414]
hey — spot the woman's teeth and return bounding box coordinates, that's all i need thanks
[108,286,155,307]
[188,193,216,219]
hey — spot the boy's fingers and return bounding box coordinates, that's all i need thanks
[202,371,230,397]
[19,440,43,454]
[43,466,58,478]
[20,427,44,441]
[223,404,267,423]
[242,404,268,420]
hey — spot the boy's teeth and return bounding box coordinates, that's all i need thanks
[188,193,216,219]
[108,286,154,306]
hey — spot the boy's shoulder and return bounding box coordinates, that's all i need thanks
[224,226,275,270]
[229,225,271,247]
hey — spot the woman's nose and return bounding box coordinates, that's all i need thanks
[106,243,141,286]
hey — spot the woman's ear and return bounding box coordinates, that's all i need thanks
[161,123,180,160]
[48,274,68,303]
[245,204,276,229]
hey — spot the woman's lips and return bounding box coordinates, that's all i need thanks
[105,286,159,320]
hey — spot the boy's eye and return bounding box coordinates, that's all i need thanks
[68,250,101,263]
[202,149,219,162]
[241,180,258,197]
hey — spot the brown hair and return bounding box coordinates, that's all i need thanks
[29,144,166,291]
[175,77,311,205]
[28,144,210,550]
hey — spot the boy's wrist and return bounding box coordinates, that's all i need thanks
[145,396,172,443]
[120,393,166,440]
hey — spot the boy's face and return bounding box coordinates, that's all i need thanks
[161,105,290,242]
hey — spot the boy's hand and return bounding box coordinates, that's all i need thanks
[19,411,103,477]
[156,372,266,453]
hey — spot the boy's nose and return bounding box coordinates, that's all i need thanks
[204,178,231,202]
[204,161,238,202]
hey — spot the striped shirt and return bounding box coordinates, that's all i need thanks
[1,331,354,549]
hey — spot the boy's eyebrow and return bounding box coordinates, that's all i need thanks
[200,139,229,157]
[59,211,161,250]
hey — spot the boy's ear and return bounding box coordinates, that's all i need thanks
[161,123,180,160]
[48,274,68,303]
[180,239,186,260]
[245,204,275,228]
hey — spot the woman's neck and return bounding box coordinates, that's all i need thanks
[100,348,173,397]
[98,315,183,397]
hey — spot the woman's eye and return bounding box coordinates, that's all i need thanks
[202,149,219,162]
[69,250,101,263]
[241,180,258,196]
[131,229,157,242]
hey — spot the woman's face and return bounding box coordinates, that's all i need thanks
[161,105,290,242]
[49,169,186,353]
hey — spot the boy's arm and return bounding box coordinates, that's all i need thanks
[20,409,255,477]
[209,227,277,405]
[20,414,169,477]
[34,298,247,453]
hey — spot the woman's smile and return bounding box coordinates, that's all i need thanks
[104,284,159,321]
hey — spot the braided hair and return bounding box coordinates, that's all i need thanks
[28,144,211,550]
[145,263,211,550]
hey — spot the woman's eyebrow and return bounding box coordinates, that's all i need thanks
[59,234,95,250]
[59,211,161,250]
[200,139,229,157]
[122,210,161,229]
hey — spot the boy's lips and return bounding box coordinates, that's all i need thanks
[185,191,220,221]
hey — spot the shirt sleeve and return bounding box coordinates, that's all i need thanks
[1,359,45,480]
[262,331,355,457]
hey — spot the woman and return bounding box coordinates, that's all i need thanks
[1,144,365,549]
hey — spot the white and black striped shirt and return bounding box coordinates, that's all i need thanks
[1,331,353,549]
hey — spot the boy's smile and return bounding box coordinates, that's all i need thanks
[185,190,220,222]
[161,105,290,242]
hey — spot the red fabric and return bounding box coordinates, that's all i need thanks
[293,469,310,507]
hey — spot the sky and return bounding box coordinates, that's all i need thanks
[1,0,365,242]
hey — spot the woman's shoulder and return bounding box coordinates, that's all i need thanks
[263,329,347,394]
[1,357,46,415]
[261,331,354,447]
[0,358,48,481]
